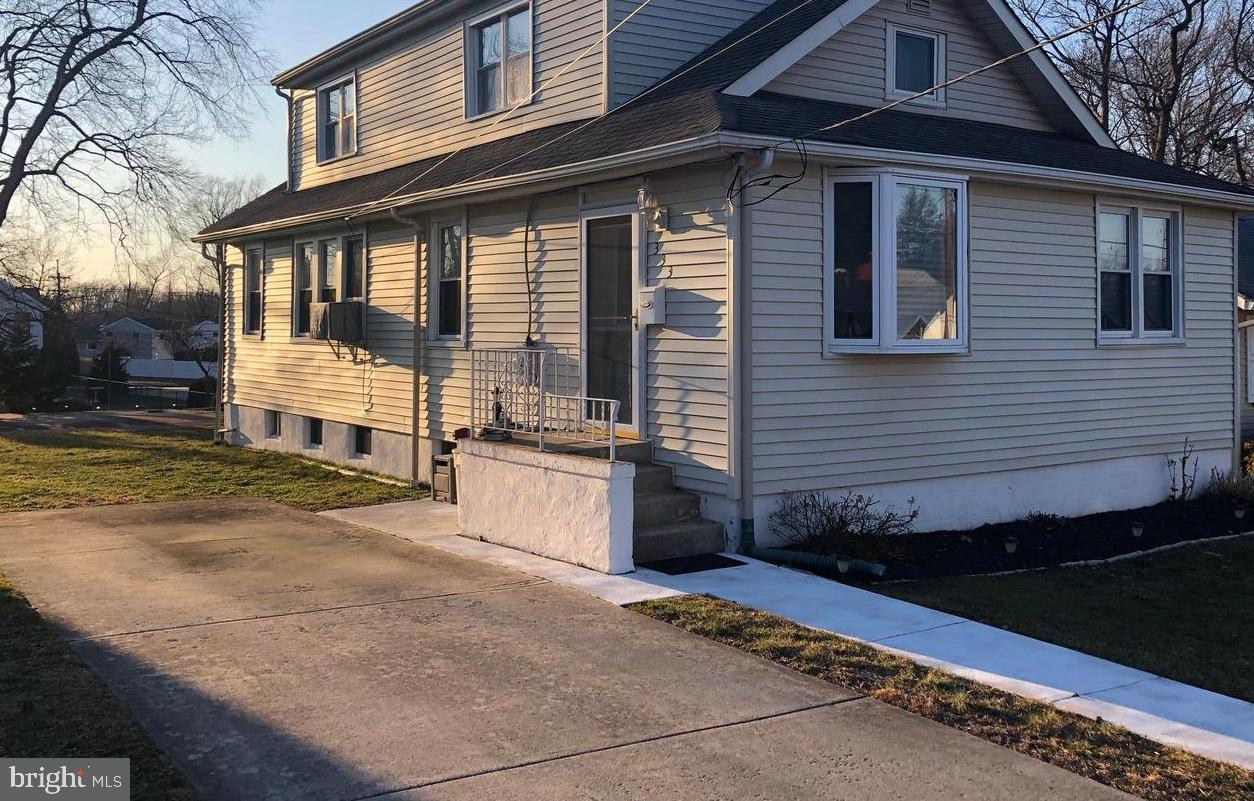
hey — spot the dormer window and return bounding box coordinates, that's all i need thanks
[887,24,945,105]
[466,4,532,118]
[317,76,357,162]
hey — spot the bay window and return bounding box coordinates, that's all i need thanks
[825,170,967,354]
[1097,202,1181,341]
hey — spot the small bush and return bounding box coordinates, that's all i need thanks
[770,490,919,553]
[1204,468,1254,508]
[1024,510,1064,529]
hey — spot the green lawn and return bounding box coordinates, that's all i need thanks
[0,574,204,799]
[0,426,426,513]
[635,595,1254,801]
[880,536,1254,703]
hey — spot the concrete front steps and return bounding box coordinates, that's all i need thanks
[628,453,725,564]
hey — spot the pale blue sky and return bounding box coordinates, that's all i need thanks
[78,0,418,279]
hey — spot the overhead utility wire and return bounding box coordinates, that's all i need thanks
[801,0,1153,143]
[348,0,662,221]
[454,0,1166,207]
[725,0,1161,208]
[360,0,1164,220]
[366,0,830,205]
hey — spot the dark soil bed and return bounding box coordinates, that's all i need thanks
[784,496,1249,582]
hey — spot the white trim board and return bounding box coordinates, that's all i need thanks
[721,0,1115,148]
[723,0,883,97]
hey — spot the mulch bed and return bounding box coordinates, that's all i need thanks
[787,496,1249,582]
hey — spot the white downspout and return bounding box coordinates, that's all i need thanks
[727,148,774,550]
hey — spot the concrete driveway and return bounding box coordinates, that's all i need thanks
[0,500,1131,801]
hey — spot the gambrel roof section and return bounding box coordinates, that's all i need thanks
[700,0,1114,147]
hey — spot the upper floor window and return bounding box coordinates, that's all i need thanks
[433,221,465,339]
[244,248,263,334]
[318,76,357,162]
[467,4,532,118]
[825,170,967,355]
[1098,203,1182,342]
[887,24,945,105]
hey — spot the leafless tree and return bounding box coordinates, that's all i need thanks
[1013,0,1253,186]
[0,0,270,240]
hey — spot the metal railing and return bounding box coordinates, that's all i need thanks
[469,346,620,461]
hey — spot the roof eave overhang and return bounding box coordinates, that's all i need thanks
[272,0,476,88]
[194,133,727,243]
[719,131,1254,210]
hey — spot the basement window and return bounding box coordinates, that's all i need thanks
[354,425,372,456]
[466,4,532,118]
[265,410,282,439]
[825,170,968,355]
[307,418,323,448]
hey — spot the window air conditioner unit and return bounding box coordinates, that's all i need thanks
[310,301,364,345]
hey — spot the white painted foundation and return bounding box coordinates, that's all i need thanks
[455,438,636,574]
[752,448,1233,542]
[225,403,413,480]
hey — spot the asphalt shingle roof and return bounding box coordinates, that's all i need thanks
[200,0,1252,238]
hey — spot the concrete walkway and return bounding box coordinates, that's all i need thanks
[328,499,1254,771]
[2,499,1130,801]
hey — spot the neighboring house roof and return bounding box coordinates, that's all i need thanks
[102,316,174,333]
[1240,215,1254,300]
[199,0,1254,240]
[0,279,48,313]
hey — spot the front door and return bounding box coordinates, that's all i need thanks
[582,209,640,435]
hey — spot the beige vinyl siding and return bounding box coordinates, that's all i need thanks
[223,225,416,433]
[291,0,604,191]
[749,172,1235,495]
[764,0,1054,132]
[1241,309,1254,435]
[419,166,731,493]
[607,0,772,107]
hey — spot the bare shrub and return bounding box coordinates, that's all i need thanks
[1166,437,1199,501]
[770,490,919,552]
[1204,468,1254,507]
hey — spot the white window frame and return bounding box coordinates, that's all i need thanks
[464,2,534,120]
[1095,200,1184,344]
[428,212,468,344]
[243,246,264,336]
[886,23,946,107]
[293,241,316,337]
[823,168,969,356]
[292,231,368,340]
[316,74,358,164]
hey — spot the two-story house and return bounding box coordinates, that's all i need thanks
[198,0,1254,574]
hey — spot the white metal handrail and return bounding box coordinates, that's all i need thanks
[470,347,619,461]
